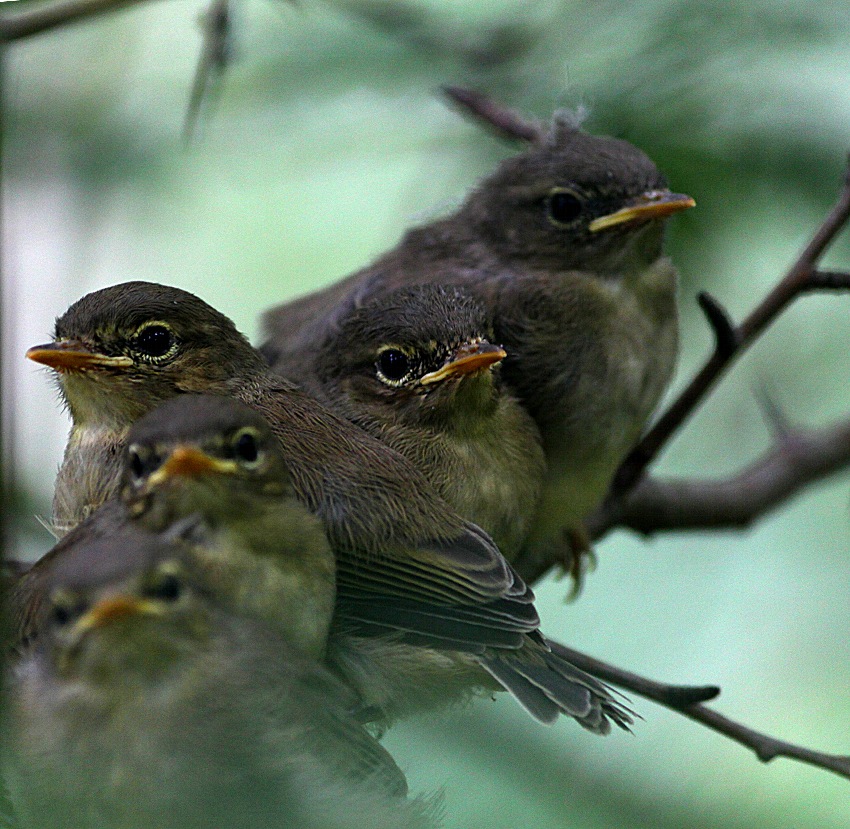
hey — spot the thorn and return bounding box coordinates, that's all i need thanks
[697,291,739,358]
[754,383,793,439]
[441,85,543,144]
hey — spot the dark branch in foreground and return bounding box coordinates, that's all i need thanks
[0,0,141,41]
[611,158,850,496]
[586,416,850,539]
[550,640,850,781]
[184,0,232,144]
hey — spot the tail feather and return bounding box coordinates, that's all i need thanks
[478,657,562,724]
[478,643,633,733]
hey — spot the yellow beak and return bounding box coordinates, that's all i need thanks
[588,190,695,233]
[145,445,237,488]
[26,340,133,372]
[73,595,163,635]
[420,341,507,386]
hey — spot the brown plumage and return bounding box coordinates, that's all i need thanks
[24,284,631,731]
[269,283,545,559]
[260,109,693,581]
[3,526,437,829]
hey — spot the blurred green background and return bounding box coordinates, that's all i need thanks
[3,0,850,826]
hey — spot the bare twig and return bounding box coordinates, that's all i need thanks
[442,85,544,144]
[671,702,850,780]
[587,416,850,538]
[611,159,850,495]
[696,291,740,358]
[805,269,850,291]
[548,640,719,707]
[184,0,231,144]
[549,641,850,780]
[0,0,142,41]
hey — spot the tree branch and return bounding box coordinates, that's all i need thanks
[611,157,850,496]
[549,640,850,781]
[804,268,850,292]
[183,0,231,144]
[0,0,142,41]
[587,416,850,538]
[548,640,719,707]
[441,85,544,144]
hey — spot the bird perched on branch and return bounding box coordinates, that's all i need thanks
[25,283,630,731]
[2,527,437,829]
[270,283,546,559]
[260,88,694,584]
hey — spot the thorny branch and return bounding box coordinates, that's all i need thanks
[549,642,850,780]
[611,159,850,493]
[586,416,850,539]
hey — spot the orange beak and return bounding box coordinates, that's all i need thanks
[419,341,507,386]
[145,445,235,488]
[26,340,133,372]
[74,595,162,634]
[588,190,695,232]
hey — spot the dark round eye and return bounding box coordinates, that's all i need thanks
[377,349,410,383]
[135,325,174,359]
[49,591,84,628]
[233,431,259,464]
[546,189,583,226]
[128,449,145,479]
[52,603,74,627]
[144,574,182,603]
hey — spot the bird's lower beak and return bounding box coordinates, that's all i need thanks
[74,596,163,635]
[588,190,695,232]
[145,445,236,488]
[420,341,507,385]
[26,340,133,372]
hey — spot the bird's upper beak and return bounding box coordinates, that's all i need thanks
[588,190,695,233]
[145,445,237,489]
[26,340,133,372]
[73,595,163,636]
[420,341,507,386]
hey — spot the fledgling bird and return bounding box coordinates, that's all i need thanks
[260,96,695,580]
[271,283,546,558]
[26,283,631,732]
[121,395,335,658]
[120,394,630,731]
[2,527,437,829]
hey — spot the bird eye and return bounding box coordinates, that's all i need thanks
[129,451,144,478]
[144,573,183,603]
[52,603,74,627]
[135,323,175,360]
[233,429,261,466]
[49,591,83,627]
[376,349,411,385]
[127,446,147,479]
[126,444,162,482]
[546,188,583,226]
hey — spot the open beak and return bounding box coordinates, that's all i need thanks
[145,445,236,488]
[588,190,695,233]
[420,341,507,386]
[73,595,163,636]
[26,340,133,372]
